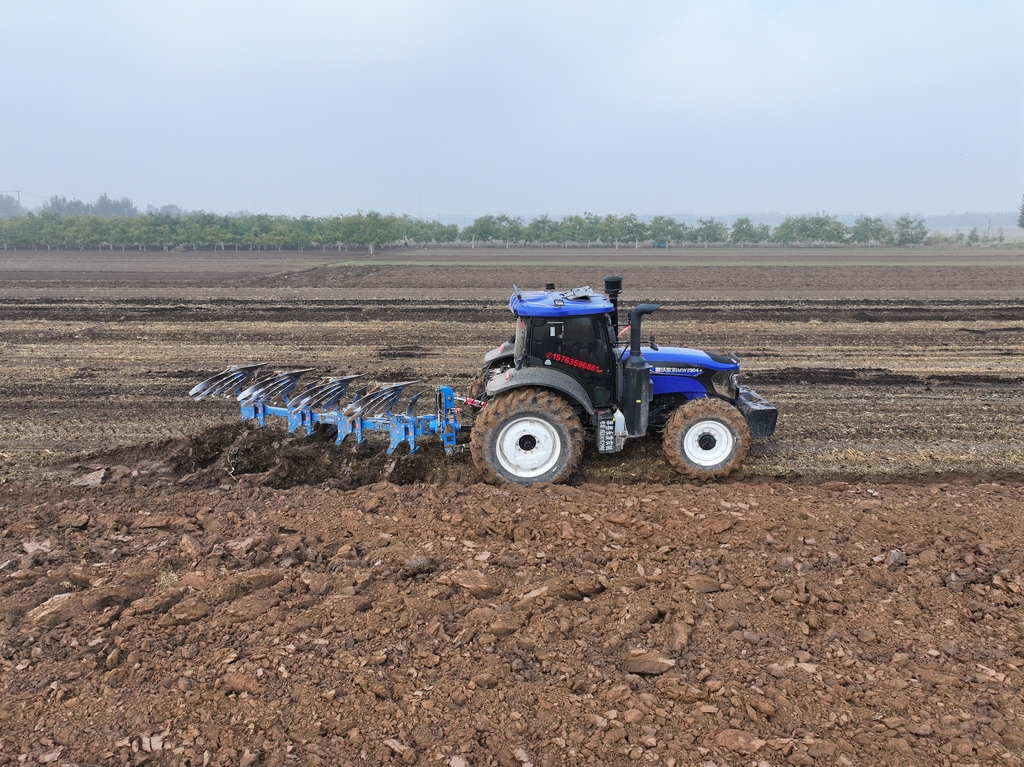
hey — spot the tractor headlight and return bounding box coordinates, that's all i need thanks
[712,370,739,400]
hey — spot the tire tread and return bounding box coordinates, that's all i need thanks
[663,397,749,480]
[471,388,583,485]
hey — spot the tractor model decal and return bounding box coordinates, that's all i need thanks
[651,366,702,374]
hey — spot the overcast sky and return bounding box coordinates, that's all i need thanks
[2,1,1022,218]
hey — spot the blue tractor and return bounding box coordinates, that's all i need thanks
[469,275,777,484]
[190,275,776,485]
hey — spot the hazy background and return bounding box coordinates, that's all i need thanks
[2,1,1022,219]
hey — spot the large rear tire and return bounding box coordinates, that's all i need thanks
[663,398,749,480]
[471,388,583,485]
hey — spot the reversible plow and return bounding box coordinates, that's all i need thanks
[189,364,463,455]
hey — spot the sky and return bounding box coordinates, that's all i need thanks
[2,1,1022,219]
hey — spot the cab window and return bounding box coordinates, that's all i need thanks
[528,315,613,405]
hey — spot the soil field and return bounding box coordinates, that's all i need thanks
[1,248,1023,766]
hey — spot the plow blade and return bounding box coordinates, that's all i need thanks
[342,381,418,422]
[288,374,365,412]
[189,364,267,401]
[238,368,316,405]
[193,366,461,456]
[405,393,422,417]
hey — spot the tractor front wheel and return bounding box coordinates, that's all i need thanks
[663,398,749,480]
[471,388,583,485]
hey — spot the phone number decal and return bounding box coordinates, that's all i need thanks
[546,352,602,373]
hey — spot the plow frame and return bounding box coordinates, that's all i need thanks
[191,365,462,456]
[240,386,460,455]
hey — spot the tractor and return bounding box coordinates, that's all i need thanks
[469,275,776,483]
[190,275,776,484]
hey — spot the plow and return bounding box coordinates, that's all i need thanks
[191,276,777,484]
[190,364,463,456]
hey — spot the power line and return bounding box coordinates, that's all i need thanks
[1,190,48,205]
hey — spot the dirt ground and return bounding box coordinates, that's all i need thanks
[1,248,1023,766]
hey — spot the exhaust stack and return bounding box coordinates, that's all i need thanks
[621,302,660,438]
[603,274,622,335]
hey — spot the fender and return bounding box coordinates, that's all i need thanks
[484,366,596,415]
[483,345,515,365]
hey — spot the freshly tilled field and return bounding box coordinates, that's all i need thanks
[2,474,1022,766]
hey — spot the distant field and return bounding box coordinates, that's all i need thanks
[2,246,1024,300]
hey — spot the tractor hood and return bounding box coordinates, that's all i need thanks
[621,346,740,371]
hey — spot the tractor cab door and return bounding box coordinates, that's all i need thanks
[526,314,615,406]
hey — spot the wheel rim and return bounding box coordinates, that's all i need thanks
[683,419,734,467]
[495,416,561,478]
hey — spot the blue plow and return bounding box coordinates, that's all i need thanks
[189,364,461,455]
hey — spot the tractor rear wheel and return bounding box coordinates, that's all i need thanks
[663,398,749,480]
[471,388,583,485]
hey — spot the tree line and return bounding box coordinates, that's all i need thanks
[0,194,1006,252]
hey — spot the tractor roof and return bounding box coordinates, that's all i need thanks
[509,285,614,318]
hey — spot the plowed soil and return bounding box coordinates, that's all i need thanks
[1,248,1023,767]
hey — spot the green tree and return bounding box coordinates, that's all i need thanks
[0,194,21,218]
[582,212,601,247]
[495,213,524,248]
[410,219,458,247]
[557,214,588,247]
[806,213,848,243]
[65,214,103,249]
[38,211,65,249]
[127,217,150,250]
[394,215,423,246]
[144,211,178,250]
[648,215,688,247]
[462,214,500,248]
[311,216,338,251]
[730,217,770,245]
[109,217,133,251]
[1018,194,1024,229]
[892,215,927,246]
[525,215,558,246]
[967,227,980,245]
[292,215,315,251]
[772,214,848,245]
[344,210,396,254]
[621,214,648,248]
[848,216,893,246]
[693,217,728,247]
[597,214,625,248]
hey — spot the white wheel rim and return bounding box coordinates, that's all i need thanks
[495,416,561,478]
[683,419,734,467]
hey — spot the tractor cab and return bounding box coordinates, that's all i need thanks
[490,278,661,443]
[509,286,618,407]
